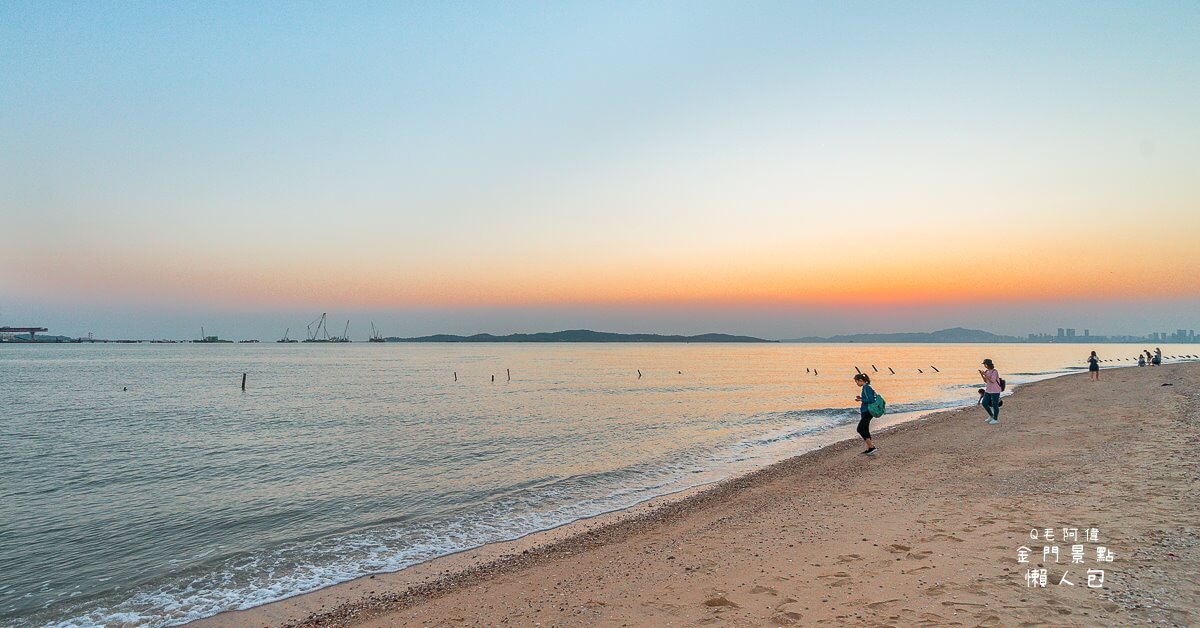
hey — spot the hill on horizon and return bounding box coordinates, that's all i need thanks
[782,327,1021,343]
[385,329,774,343]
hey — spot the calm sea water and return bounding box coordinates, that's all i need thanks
[2,342,1192,626]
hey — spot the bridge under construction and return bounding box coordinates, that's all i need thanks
[0,326,50,341]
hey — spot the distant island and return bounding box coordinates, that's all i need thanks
[384,329,774,343]
[782,327,1020,343]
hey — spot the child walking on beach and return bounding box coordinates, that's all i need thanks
[1087,351,1101,381]
[979,359,1002,425]
[853,374,878,455]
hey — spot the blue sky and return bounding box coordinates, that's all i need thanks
[2,1,1198,339]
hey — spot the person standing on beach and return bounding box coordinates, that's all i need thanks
[1087,351,1101,381]
[853,374,878,455]
[1153,348,1163,365]
[979,359,1002,425]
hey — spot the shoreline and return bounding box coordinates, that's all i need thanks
[190,396,997,625]
[196,362,1200,627]
[193,393,996,626]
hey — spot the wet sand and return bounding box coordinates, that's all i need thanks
[201,363,1200,626]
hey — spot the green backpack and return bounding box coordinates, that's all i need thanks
[868,394,886,418]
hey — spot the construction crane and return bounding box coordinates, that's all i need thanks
[304,313,330,342]
[333,320,351,343]
[278,327,297,343]
[370,322,385,342]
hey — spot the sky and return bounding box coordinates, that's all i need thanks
[2,1,1198,340]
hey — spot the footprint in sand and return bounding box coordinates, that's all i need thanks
[923,584,948,597]
[922,533,964,543]
[886,544,912,553]
[749,585,777,595]
[867,598,900,609]
[769,611,803,624]
[818,571,852,579]
[905,549,934,560]
[702,596,739,609]
[836,553,862,563]
[642,601,682,613]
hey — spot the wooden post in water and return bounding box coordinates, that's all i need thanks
[854,366,861,374]
[241,373,247,391]
[888,367,895,374]
[491,374,495,383]
[454,371,457,382]
[507,368,511,382]
[871,365,878,372]
[930,365,940,373]
[637,369,642,379]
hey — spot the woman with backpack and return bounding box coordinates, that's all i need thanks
[853,373,879,455]
[979,358,1002,425]
[1087,351,1101,381]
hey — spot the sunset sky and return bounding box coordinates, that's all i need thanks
[3,1,1198,339]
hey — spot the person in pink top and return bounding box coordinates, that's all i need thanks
[979,358,1002,425]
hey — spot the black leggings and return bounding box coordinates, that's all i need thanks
[857,410,872,440]
[982,392,1001,420]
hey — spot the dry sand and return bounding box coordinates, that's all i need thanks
[201,363,1200,627]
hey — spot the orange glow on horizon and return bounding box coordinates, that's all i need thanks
[18,232,1200,312]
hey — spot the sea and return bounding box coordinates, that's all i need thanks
[2,342,1194,626]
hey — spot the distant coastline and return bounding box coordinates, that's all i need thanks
[3,326,1196,344]
[782,327,1017,343]
[781,326,1198,344]
[382,330,774,343]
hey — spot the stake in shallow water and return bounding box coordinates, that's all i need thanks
[241,373,246,391]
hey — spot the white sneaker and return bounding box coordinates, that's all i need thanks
[987,419,999,425]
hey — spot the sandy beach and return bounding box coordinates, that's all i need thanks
[202,363,1200,627]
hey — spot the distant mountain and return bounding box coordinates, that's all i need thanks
[782,327,1020,343]
[385,329,774,343]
